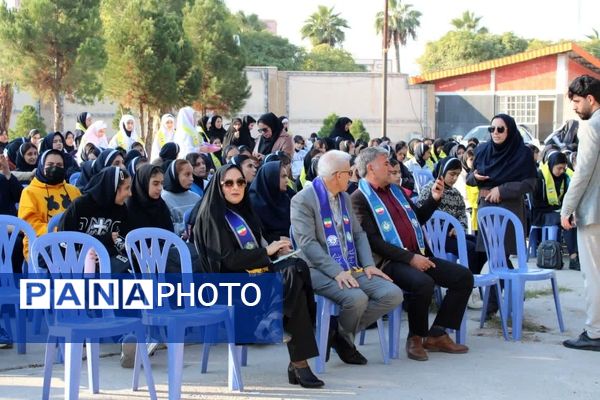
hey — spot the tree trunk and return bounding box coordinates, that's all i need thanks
[0,82,13,134]
[145,109,154,156]
[53,89,64,132]
[394,40,401,74]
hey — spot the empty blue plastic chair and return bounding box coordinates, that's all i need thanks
[0,215,36,354]
[68,172,81,186]
[477,207,565,340]
[31,232,156,400]
[423,211,508,343]
[412,169,434,195]
[125,227,243,397]
[46,212,64,233]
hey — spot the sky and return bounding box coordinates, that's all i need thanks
[225,0,600,75]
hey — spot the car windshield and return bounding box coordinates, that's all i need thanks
[464,125,532,143]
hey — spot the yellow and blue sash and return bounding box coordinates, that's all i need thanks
[224,209,269,274]
[358,179,426,255]
[312,177,358,271]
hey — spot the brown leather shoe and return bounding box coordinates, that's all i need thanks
[423,334,469,354]
[406,336,428,361]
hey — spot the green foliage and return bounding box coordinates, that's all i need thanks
[10,105,46,140]
[450,11,487,34]
[102,0,201,125]
[112,105,133,130]
[240,30,306,70]
[350,119,369,142]
[301,5,349,47]
[234,11,266,33]
[0,0,106,130]
[418,31,529,73]
[302,44,366,72]
[582,29,600,58]
[375,0,422,73]
[317,112,339,138]
[183,0,250,114]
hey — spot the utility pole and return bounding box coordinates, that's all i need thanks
[381,0,389,138]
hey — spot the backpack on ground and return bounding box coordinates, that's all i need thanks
[536,240,563,269]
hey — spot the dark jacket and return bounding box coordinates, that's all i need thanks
[351,186,439,267]
[0,173,23,215]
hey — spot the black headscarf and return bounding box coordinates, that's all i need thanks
[434,157,462,180]
[194,164,263,273]
[256,112,283,156]
[329,117,353,142]
[159,142,179,162]
[77,160,95,190]
[461,151,473,174]
[126,164,174,232]
[208,115,226,142]
[92,149,122,176]
[39,132,64,153]
[223,117,243,148]
[249,161,291,235]
[77,112,90,129]
[124,149,142,166]
[163,160,187,193]
[414,143,430,168]
[407,138,422,158]
[35,150,65,184]
[432,138,446,159]
[200,152,216,172]
[448,144,466,158]
[6,138,27,165]
[64,131,75,153]
[15,142,37,171]
[442,140,458,158]
[473,114,537,187]
[547,151,568,183]
[81,143,100,163]
[237,115,256,148]
[83,166,128,208]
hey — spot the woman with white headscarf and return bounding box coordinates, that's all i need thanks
[77,120,109,163]
[173,106,220,160]
[150,113,176,162]
[109,114,142,150]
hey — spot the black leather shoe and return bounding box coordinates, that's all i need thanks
[332,335,368,365]
[563,331,600,351]
[568,256,580,271]
[288,363,325,388]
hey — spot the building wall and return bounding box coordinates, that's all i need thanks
[434,70,490,92]
[495,55,557,91]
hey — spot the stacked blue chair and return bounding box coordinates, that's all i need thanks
[125,227,243,399]
[68,172,81,186]
[477,207,565,340]
[0,215,36,354]
[423,211,508,343]
[412,169,434,195]
[47,212,64,233]
[30,232,156,400]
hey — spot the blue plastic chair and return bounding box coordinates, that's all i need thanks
[31,232,157,400]
[423,211,508,343]
[47,212,64,233]
[125,227,243,397]
[477,207,565,340]
[0,216,36,354]
[412,169,434,195]
[68,172,81,186]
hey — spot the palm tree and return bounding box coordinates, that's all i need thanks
[586,28,599,40]
[450,10,488,33]
[375,0,422,74]
[300,5,350,47]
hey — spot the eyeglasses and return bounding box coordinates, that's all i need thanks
[257,127,271,134]
[487,126,506,134]
[332,170,353,176]
[221,178,247,188]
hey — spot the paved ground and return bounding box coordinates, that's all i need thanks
[0,263,598,400]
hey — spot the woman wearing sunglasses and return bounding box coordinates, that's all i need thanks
[252,112,294,161]
[193,164,324,389]
[466,113,537,317]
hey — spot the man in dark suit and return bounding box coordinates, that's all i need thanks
[351,147,473,361]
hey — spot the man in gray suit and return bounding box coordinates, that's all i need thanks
[291,150,403,365]
[561,75,600,351]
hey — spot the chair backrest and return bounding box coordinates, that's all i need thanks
[413,169,434,194]
[289,226,297,250]
[0,215,36,284]
[47,212,64,233]
[423,211,469,269]
[30,231,113,322]
[68,172,81,186]
[477,206,528,273]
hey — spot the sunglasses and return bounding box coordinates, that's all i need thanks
[257,127,270,134]
[221,178,247,188]
[487,126,506,134]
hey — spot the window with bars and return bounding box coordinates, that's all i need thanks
[497,95,537,124]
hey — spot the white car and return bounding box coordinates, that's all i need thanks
[461,124,540,148]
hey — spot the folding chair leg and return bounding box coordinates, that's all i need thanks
[64,342,84,400]
[511,281,524,341]
[135,328,157,400]
[42,339,57,400]
[167,331,185,400]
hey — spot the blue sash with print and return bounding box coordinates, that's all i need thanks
[358,179,426,255]
[224,209,259,250]
[312,177,358,271]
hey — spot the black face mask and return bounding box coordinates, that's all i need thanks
[45,166,65,185]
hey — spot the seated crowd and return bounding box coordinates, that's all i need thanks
[0,108,579,388]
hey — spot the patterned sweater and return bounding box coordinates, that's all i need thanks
[416,181,468,229]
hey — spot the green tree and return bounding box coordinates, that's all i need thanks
[10,105,46,140]
[302,44,366,72]
[583,28,600,58]
[102,0,201,145]
[240,30,306,70]
[450,10,488,34]
[418,31,528,73]
[375,0,422,73]
[317,112,339,138]
[350,119,370,142]
[0,0,105,132]
[301,5,349,47]
[183,0,250,114]
[234,11,266,33]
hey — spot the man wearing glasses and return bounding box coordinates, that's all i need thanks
[291,150,402,365]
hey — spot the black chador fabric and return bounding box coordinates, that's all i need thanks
[256,112,283,156]
[126,164,173,232]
